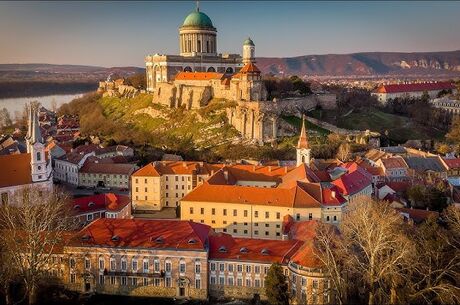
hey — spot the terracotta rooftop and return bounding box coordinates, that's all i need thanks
[396,208,439,224]
[0,153,32,188]
[73,193,130,214]
[331,166,372,196]
[182,179,322,209]
[442,157,460,169]
[239,63,261,74]
[72,218,212,250]
[175,71,224,81]
[380,157,409,169]
[209,232,302,264]
[374,82,455,94]
[132,161,221,177]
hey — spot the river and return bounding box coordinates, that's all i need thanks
[0,93,88,116]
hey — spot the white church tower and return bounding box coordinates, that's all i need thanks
[243,37,255,64]
[296,115,311,167]
[27,107,48,182]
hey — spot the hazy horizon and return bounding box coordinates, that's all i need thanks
[1,1,460,67]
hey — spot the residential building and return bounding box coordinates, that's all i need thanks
[403,156,447,181]
[440,157,460,177]
[371,81,456,104]
[56,218,333,303]
[430,96,460,115]
[376,157,409,182]
[78,162,137,189]
[72,193,131,225]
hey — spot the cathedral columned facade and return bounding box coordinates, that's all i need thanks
[145,6,242,92]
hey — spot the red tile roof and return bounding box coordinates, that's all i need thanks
[0,153,32,188]
[182,181,322,208]
[209,232,302,264]
[442,158,460,169]
[331,169,371,196]
[396,208,439,224]
[374,82,455,94]
[239,63,261,74]
[175,72,224,81]
[72,218,212,250]
[380,157,408,169]
[322,186,347,206]
[132,161,221,177]
[73,193,130,214]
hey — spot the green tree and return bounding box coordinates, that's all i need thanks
[265,263,289,305]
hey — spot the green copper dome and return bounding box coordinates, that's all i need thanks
[182,10,214,28]
[243,37,255,46]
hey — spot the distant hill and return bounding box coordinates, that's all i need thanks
[257,50,460,78]
[0,64,145,98]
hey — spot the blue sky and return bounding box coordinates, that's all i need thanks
[1,1,459,67]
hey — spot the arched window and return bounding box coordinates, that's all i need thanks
[207,67,216,72]
[184,66,192,72]
[225,67,234,74]
[206,41,209,53]
[165,258,172,273]
[302,155,306,163]
[197,40,201,52]
[36,152,41,161]
[179,258,186,274]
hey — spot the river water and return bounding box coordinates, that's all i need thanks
[0,93,87,116]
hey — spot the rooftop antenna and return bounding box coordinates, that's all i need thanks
[196,0,200,12]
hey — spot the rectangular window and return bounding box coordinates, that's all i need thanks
[121,276,127,286]
[99,274,104,285]
[143,277,149,286]
[70,273,76,284]
[228,264,234,272]
[165,277,171,287]
[255,278,260,288]
[201,208,204,214]
[210,276,216,285]
[245,278,251,287]
[99,258,104,270]
[219,276,225,285]
[110,259,116,271]
[276,212,280,219]
[154,278,161,286]
[154,260,160,272]
[132,260,138,272]
[237,264,242,272]
[121,260,127,271]
[195,278,201,289]
[219,263,225,272]
[143,260,149,272]
[309,213,313,220]
[212,208,215,215]
[233,209,237,216]
[255,266,260,274]
[110,276,116,285]
[254,211,258,218]
[210,262,216,271]
[85,257,91,270]
[195,263,201,273]
[237,277,243,286]
[223,209,227,216]
[190,207,194,214]
[228,277,234,286]
[265,211,269,218]
[246,265,251,273]
[179,262,186,273]
[165,262,172,273]
[244,210,248,217]
[131,277,138,286]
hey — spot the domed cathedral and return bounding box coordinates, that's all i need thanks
[145,3,242,92]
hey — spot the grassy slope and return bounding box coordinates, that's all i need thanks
[97,94,239,150]
[309,107,445,143]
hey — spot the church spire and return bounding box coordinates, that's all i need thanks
[297,114,309,149]
[30,106,44,145]
[196,0,200,12]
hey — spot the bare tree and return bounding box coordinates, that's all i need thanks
[336,142,351,162]
[314,223,349,305]
[0,187,76,305]
[406,210,460,304]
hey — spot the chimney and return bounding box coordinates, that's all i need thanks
[268,166,272,172]
[331,190,336,198]
[211,170,214,176]
[223,170,229,181]
[183,162,187,168]
[253,165,256,171]
[285,166,288,173]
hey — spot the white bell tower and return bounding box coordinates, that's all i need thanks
[243,37,255,64]
[296,115,311,167]
[27,107,48,182]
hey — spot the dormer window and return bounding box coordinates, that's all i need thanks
[218,246,227,253]
[88,202,95,207]
[81,234,91,241]
[153,236,164,244]
[240,247,249,254]
[188,238,197,244]
[111,235,120,242]
[74,205,80,210]
[261,248,270,255]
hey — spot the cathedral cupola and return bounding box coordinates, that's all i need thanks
[179,3,217,57]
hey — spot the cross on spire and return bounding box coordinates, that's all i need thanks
[196,0,200,12]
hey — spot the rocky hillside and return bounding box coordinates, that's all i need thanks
[257,50,460,78]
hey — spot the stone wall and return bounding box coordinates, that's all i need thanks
[153,83,213,109]
[210,285,266,300]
